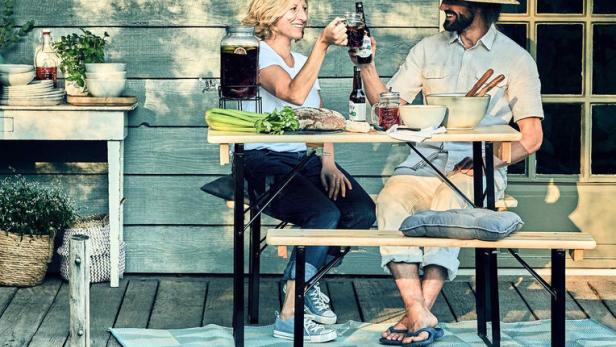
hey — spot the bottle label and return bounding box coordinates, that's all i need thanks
[349,101,367,122]
[357,35,372,58]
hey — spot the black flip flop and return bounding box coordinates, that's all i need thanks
[378,326,413,345]
[402,327,445,347]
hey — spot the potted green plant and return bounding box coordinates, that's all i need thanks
[0,175,76,286]
[0,0,34,61]
[53,29,109,95]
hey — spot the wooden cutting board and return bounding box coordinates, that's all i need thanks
[67,95,137,106]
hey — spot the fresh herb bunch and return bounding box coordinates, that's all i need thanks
[53,29,109,87]
[206,106,300,135]
[0,0,34,51]
[0,175,76,237]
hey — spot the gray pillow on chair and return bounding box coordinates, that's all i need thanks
[399,208,524,241]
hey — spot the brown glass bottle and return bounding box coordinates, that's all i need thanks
[355,2,372,64]
[349,66,367,121]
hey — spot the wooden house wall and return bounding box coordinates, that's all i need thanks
[2,0,614,275]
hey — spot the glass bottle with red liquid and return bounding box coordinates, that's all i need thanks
[34,29,60,87]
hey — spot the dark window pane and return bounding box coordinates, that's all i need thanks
[507,121,526,174]
[537,24,583,94]
[537,0,583,14]
[593,25,616,95]
[594,0,616,14]
[536,104,581,175]
[503,0,527,14]
[591,105,616,174]
[498,24,527,50]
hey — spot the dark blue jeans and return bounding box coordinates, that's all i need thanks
[244,149,376,281]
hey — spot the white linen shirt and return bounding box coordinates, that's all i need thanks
[244,41,321,152]
[388,25,544,189]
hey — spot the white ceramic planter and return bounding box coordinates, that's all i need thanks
[65,80,87,96]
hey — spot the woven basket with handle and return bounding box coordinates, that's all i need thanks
[0,230,52,287]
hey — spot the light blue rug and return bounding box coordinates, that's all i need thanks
[110,319,616,346]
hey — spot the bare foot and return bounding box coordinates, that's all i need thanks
[401,303,438,344]
[381,315,410,343]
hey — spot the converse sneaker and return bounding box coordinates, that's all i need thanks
[273,314,337,343]
[283,282,337,325]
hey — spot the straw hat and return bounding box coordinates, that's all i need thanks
[465,0,520,4]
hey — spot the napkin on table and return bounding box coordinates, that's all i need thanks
[386,124,447,143]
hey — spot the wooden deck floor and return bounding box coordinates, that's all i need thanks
[0,275,615,347]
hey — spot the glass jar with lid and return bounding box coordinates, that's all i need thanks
[371,91,400,130]
[220,25,259,99]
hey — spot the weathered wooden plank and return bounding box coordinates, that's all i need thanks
[4,28,434,79]
[567,281,616,330]
[497,282,535,322]
[0,286,16,317]
[15,0,439,27]
[511,279,587,320]
[202,278,233,327]
[149,278,208,329]
[89,280,129,347]
[432,293,456,323]
[256,278,281,325]
[587,280,616,321]
[327,280,362,322]
[0,277,61,347]
[441,281,476,321]
[111,279,157,328]
[28,284,69,347]
[355,278,404,323]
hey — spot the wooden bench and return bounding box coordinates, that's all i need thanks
[266,229,596,347]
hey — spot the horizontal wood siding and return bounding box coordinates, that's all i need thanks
[2,0,613,275]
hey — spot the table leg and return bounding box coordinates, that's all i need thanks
[473,142,487,337]
[107,141,123,288]
[551,249,566,347]
[295,247,305,347]
[248,204,261,324]
[488,249,501,346]
[233,144,245,347]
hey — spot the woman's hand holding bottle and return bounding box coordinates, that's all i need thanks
[319,17,348,47]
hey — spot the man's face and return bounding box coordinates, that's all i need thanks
[440,0,476,33]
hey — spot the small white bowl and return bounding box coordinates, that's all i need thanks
[85,71,127,80]
[399,105,447,130]
[0,64,34,74]
[86,78,126,97]
[85,63,126,73]
[425,93,490,129]
[0,70,36,86]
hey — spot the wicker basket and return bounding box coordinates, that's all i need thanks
[0,230,52,287]
[57,218,125,283]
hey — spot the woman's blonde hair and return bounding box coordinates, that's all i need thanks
[242,0,308,40]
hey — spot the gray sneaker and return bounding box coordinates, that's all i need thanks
[273,314,337,343]
[283,282,337,325]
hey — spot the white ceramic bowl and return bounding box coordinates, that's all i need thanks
[85,63,126,73]
[0,64,34,74]
[85,71,127,80]
[86,78,126,97]
[0,70,36,86]
[425,93,490,129]
[399,105,447,129]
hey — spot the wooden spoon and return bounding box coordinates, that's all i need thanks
[465,68,494,97]
[476,74,505,97]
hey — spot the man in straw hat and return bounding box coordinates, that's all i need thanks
[353,0,544,345]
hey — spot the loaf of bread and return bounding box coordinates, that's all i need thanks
[294,107,346,130]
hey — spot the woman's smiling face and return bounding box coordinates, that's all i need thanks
[272,0,308,41]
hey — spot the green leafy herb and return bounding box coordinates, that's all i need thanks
[0,175,76,237]
[53,29,109,87]
[0,0,34,51]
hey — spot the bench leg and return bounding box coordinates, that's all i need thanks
[551,249,566,347]
[488,249,501,346]
[476,249,487,338]
[295,247,306,347]
[233,144,245,347]
[248,206,261,324]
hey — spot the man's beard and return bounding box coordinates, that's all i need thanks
[443,10,475,33]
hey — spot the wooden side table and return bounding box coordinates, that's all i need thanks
[0,104,137,287]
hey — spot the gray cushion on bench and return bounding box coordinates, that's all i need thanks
[399,208,524,241]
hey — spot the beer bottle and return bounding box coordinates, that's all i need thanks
[355,2,372,64]
[349,66,367,122]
